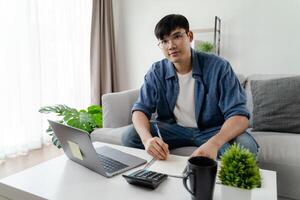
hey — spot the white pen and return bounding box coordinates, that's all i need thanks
[154,123,163,141]
[143,123,164,169]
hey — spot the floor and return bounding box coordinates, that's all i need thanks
[0,144,63,179]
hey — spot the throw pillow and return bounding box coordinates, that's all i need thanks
[251,76,300,133]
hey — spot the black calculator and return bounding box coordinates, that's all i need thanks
[122,169,168,189]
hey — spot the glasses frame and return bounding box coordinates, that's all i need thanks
[157,31,188,49]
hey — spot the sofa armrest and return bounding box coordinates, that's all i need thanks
[102,88,139,128]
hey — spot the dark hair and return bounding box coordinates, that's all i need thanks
[154,14,189,40]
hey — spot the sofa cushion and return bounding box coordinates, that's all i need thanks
[254,128,300,199]
[91,127,127,145]
[249,128,300,166]
[251,76,300,133]
[102,89,139,128]
[244,74,298,127]
[236,74,246,88]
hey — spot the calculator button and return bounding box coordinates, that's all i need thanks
[123,169,168,189]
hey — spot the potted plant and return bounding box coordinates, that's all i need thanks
[195,41,214,53]
[39,104,102,148]
[218,143,261,189]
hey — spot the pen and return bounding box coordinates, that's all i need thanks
[143,157,156,170]
[154,123,163,141]
[143,123,164,169]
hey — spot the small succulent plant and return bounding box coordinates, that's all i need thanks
[218,143,261,189]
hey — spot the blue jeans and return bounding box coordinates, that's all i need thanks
[121,122,259,158]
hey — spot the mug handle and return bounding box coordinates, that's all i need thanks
[183,171,195,196]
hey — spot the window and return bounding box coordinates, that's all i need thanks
[0,0,92,159]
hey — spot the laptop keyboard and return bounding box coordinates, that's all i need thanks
[98,154,128,173]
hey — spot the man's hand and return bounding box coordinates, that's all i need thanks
[143,137,169,160]
[191,141,219,160]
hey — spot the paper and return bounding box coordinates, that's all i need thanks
[147,154,188,177]
[68,141,83,160]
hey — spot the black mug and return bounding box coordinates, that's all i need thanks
[183,156,217,200]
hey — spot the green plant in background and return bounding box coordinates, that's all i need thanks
[39,104,102,148]
[218,143,261,189]
[196,41,214,53]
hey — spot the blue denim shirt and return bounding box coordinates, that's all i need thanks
[132,49,249,131]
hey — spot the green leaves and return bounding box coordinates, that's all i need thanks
[39,104,102,148]
[39,104,74,116]
[218,143,261,189]
[87,105,102,128]
[195,41,214,53]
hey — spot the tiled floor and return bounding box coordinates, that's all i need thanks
[0,144,63,179]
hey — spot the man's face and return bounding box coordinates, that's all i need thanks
[158,28,193,64]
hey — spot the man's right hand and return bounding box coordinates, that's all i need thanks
[132,111,169,160]
[143,137,169,160]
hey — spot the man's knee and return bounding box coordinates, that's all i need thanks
[217,142,231,159]
[231,131,259,157]
[121,124,144,149]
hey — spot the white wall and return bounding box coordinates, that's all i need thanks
[113,0,300,90]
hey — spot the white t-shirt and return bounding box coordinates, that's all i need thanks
[173,70,197,128]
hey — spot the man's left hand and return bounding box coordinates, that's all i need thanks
[191,141,219,160]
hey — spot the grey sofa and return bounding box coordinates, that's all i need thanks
[91,74,300,200]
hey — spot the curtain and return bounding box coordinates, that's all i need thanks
[90,0,118,105]
[0,0,92,161]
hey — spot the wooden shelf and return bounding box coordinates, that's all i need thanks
[192,28,215,33]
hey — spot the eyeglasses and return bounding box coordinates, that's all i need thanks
[157,31,187,49]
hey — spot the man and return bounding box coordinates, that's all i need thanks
[122,14,258,160]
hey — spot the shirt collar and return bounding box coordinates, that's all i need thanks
[165,48,203,80]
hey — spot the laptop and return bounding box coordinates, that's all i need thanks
[48,120,147,178]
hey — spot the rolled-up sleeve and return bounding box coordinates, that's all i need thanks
[218,62,250,120]
[132,70,157,120]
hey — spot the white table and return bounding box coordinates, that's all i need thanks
[0,142,277,200]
